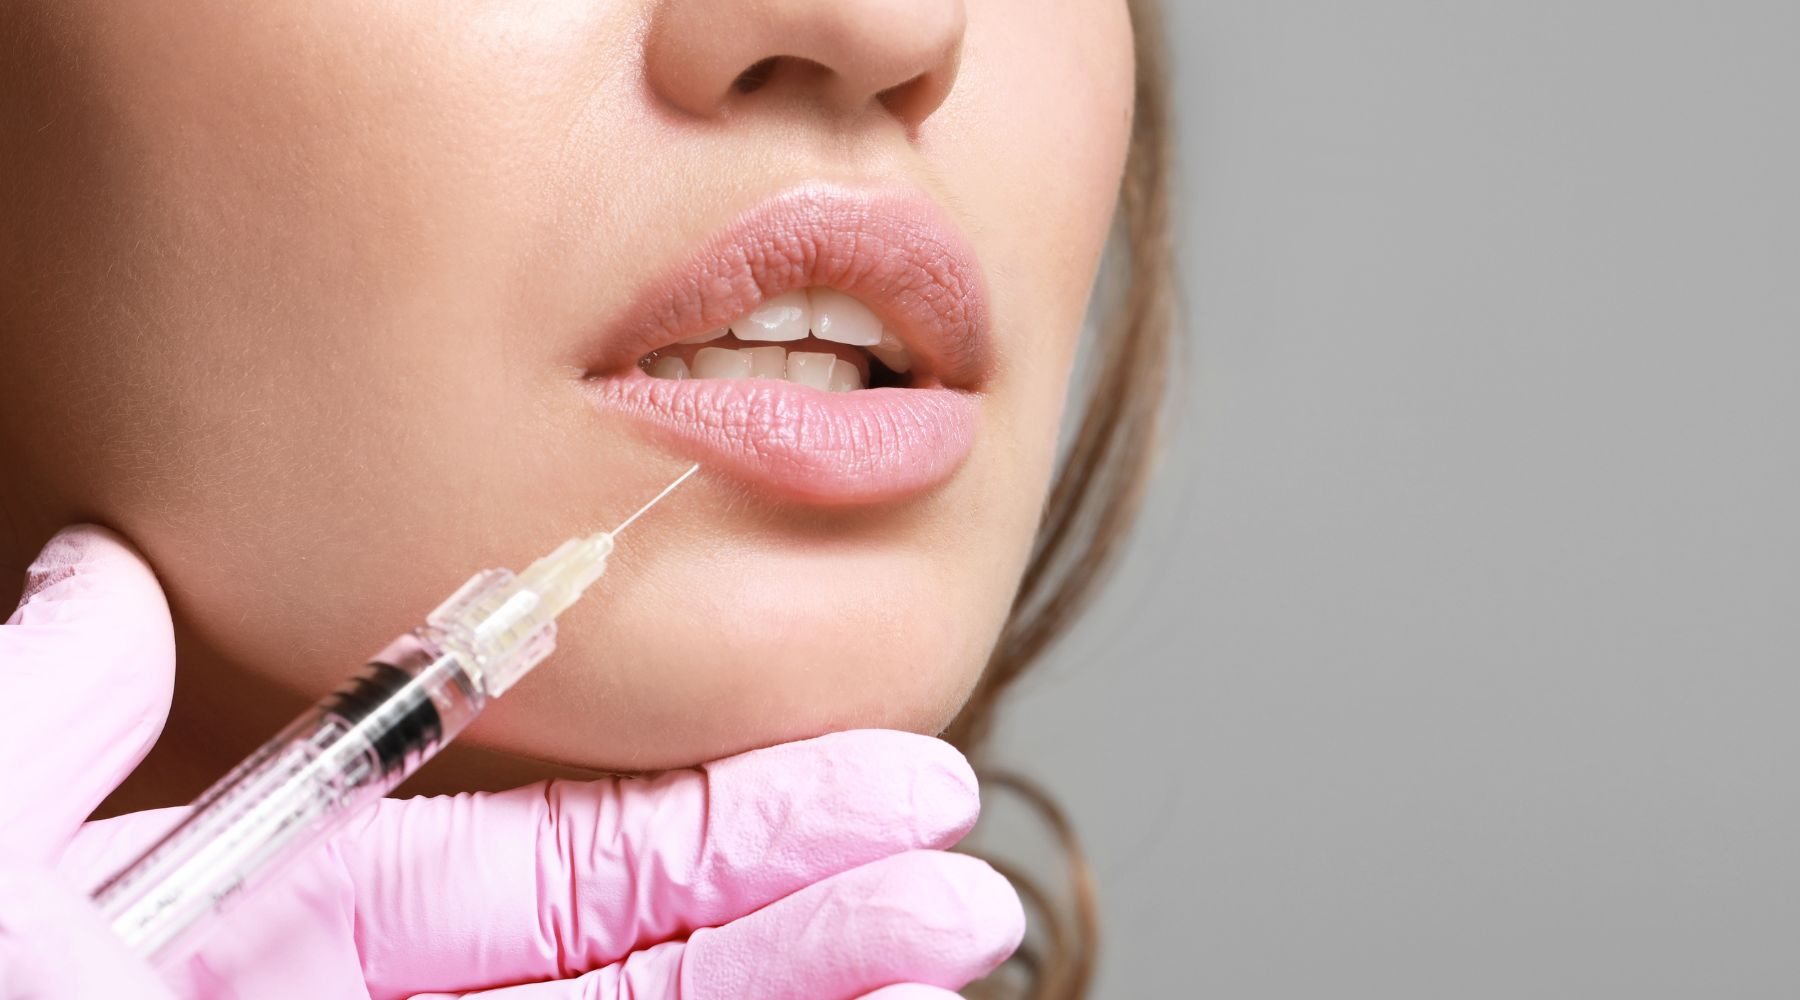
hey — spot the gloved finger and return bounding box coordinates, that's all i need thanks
[413,980,971,1000]
[64,809,382,1000]
[0,866,179,1000]
[671,850,1023,999]
[0,525,175,865]
[411,850,1023,1000]
[406,964,973,1000]
[56,806,189,892]
[344,730,982,1000]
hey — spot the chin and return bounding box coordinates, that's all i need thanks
[466,634,983,774]
[458,544,999,773]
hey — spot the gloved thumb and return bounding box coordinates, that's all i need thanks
[0,525,175,864]
[0,865,179,998]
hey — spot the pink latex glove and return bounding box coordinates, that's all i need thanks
[0,525,1023,998]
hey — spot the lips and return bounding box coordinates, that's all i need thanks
[579,185,992,504]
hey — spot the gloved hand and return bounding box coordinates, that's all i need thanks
[0,525,1023,999]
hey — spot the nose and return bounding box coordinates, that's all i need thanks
[645,0,967,130]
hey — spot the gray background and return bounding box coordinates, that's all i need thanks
[982,2,1800,996]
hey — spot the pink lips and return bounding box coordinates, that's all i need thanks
[579,186,992,505]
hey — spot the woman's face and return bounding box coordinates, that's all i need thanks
[0,1,1133,773]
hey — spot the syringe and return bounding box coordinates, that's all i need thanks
[91,464,700,964]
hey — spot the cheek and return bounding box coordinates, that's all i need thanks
[916,0,1137,522]
[0,3,640,708]
[941,0,1133,394]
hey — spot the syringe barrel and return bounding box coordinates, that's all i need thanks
[92,630,485,964]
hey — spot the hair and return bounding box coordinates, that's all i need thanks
[943,0,1175,996]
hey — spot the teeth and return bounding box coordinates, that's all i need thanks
[731,289,810,342]
[743,345,786,379]
[827,358,864,392]
[807,288,883,347]
[692,346,753,379]
[784,351,837,390]
[648,356,689,380]
[650,289,911,388]
[646,345,865,392]
[868,328,912,374]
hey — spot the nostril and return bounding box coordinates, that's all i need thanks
[876,74,929,118]
[645,0,968,124]
[731,57,779,95]
[874,56,959,129]
[730,56,842,100]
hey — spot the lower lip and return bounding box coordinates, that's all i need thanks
[581,372,979,504]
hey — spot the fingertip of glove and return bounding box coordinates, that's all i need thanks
[12,524,163,620]
[926,852,1028,973]
[2,523,175,756]
[32,523,144,571]
[902,733,982,846]
[681,850,1026,998]
[813,850,1025,989]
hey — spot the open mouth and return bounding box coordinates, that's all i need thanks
[580,185,989,505]
[635,287,919,392]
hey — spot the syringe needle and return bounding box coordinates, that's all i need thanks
[608,463,700,538]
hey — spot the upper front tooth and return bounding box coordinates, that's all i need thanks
[680,327,729,344]
[868,328,912,373]
[693,346,753,379]
[731,290,810,342]
[807,288,883,347]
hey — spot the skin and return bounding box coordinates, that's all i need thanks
[0,0,1135,805]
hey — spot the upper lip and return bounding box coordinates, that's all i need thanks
[581,183,993,388]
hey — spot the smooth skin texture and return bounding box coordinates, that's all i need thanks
[0,1,1136,800]
[0,526,1022,997]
